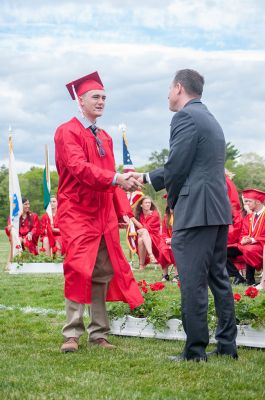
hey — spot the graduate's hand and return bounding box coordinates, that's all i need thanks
[122,215,130,224]
[26,232,33,241]
[116,173,143,192]
[130,172,144,184]
[7,224,13,232]
[241,236,252,245]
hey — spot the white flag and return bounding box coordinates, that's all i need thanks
[8,129,23,257]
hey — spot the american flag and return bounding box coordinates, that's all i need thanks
[119,124,144,254]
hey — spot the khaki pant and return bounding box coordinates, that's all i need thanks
[62,237,114,342]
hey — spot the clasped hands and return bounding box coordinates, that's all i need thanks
[116,172,144,192]
[240,236,254,245]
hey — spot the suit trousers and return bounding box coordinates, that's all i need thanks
[62,237,114,342]
[172,225,237,359]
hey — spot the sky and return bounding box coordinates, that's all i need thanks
[0,0,265,172]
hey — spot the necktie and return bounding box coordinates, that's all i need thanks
[90,124,97,136]
[254,213,259,222]
[89,125,106,157]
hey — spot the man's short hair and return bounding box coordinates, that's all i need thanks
[173,69,204,96]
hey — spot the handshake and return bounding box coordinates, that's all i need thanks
[116,172,146,192]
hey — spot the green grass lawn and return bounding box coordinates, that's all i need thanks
[0,230,265,400]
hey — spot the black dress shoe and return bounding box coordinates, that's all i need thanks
[207,350,238,359]
[233,275,246,285]
[168,354,207,363]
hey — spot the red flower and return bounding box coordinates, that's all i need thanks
[142,287,148,293]
[245,287,259,298]
[15,244,21,249]
[39,247,46,252]
[233,293,241,301]
[150,282,165,291]
[137,280,147,287]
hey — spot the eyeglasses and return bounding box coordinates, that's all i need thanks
[90,125,106,157]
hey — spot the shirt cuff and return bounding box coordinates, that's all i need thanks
[144,173,151,184]
[112,173,119,186]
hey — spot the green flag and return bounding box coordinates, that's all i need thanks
[43,166,50,210]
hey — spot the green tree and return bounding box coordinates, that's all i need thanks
[232,153,265,191]
[225,142,240,162]
[148,149,169,169]
[0,165,9,228]
[19,167,59,217]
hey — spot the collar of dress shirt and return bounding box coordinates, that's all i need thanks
[76,116,96,129]
[256,206,265,216]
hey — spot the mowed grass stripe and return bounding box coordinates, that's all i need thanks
[1,230,265,399]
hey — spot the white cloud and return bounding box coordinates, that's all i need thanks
[0,1,265,173]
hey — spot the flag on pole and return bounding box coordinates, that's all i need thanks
[126,219,137,253]
[118,124,144,256]
[119,123,135,173]
[8,126,23,257]
[118,123,144,207]
[43,144,52,220]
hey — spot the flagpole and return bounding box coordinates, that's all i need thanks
[44,144,51,193]
[8,127,14,263]
[44,144,52,223]
[8,125,23,261]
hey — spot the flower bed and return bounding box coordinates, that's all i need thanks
[9,262,63,274]
[8,250,64,274]
[108,279,265,348]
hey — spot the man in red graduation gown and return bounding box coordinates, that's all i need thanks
[55,71,143,352]
[229,188,265,285]
[225,173,245,284]
[225,173,243,246]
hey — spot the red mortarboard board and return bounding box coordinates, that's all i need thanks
[242,188,265,202]
[66,71,104,100]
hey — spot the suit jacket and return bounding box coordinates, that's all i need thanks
[149,98,232,231]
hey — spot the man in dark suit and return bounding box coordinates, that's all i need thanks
[140,69,238,361]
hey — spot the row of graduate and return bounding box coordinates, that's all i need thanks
[5,174,265,283]
[5,190,177,271]
[5,196,64,256]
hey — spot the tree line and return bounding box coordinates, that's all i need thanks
[1,143,265,228]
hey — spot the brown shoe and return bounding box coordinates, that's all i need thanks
[60,337,79,353]
[90,338,116,349]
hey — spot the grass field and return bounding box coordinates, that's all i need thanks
[0,230,265,400]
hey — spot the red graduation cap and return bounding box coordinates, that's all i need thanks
[242,188,265,202]
[66,71,104,100]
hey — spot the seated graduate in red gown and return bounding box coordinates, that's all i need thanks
[160,196,178,282]
[131,196,166,270]
[40,195,64,256]
[228,188,265,285]
[5,197,40,255]
[225,171,245,285]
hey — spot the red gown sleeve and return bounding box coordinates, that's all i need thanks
[226,176,243,245]
[113,187,134,221]
[161,215,170,240]
[55,125,116,191]
[239,215,251,241]
[31,213,40,243]
[40,214,48,240]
